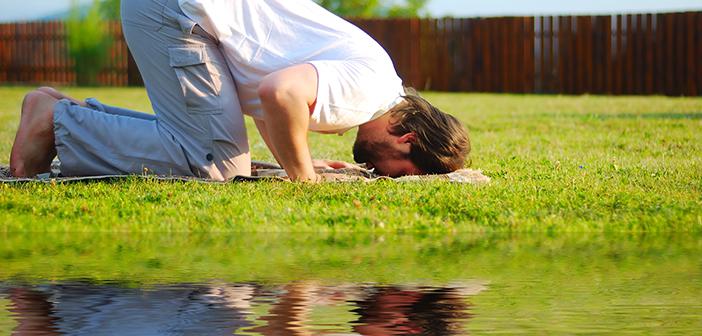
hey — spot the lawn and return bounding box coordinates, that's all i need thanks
[0,87,700,232]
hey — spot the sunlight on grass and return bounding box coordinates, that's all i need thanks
[1,87,701,232]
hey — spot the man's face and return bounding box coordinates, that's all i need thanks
[353,137,422,177]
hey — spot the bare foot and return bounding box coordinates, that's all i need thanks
[9,91,59,177]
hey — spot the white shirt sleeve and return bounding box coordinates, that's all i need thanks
[308,59,405,134]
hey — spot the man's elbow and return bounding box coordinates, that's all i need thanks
[258,77,299,111]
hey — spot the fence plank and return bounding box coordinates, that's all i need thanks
[667,14,677,95]
[481,18,491,92]
[513,17,523,93]
[675,13,686,95]
[632,15,645,92]
[592,16,602,94]
[603,16,613,94]
[460,19,471,91]
[409,18,421,88]
[486,18,494,92]
[523,17,535,93]
[586,17,595,93]
[503,18,510,93]
[699,13,702,95]
[562,16,570,94]
[537,17,545,93]
[472,18,483,92]
[654,14,664,94]
[547,16,556,93]
[685,12,697,95]
[648,15,655,94]
[616,15,624,94]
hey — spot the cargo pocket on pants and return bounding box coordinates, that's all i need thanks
[169,45,225,176]
[169,45,223,114]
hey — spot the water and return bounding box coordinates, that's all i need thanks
[1,233,700,335]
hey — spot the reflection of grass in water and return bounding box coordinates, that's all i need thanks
[0,233,699,285]
[1,233,700,334]
[306,304,357,334]
[241,301,273,336]
[1,88,702,231]
[0,298,17,335]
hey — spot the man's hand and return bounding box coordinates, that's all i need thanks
[258,64,319,181]
[312,159,359,170]
[316,172,366,182]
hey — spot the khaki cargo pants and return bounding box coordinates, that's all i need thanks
[54,0,250,180]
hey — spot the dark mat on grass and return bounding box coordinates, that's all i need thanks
[0,161,490,184]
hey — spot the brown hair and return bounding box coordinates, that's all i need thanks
[388,91,470,174]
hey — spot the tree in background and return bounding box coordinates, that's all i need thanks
[66,0,112,85]
[315,0,382,18]
[99,0,120,20]
[316,0,429,17]
[96,0,427,20]
[386,0,429,17]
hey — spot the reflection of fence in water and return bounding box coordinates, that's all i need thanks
[0,13,700,95]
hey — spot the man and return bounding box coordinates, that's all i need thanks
[10,0,469,181]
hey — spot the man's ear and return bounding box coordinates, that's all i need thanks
[397,132,416,144]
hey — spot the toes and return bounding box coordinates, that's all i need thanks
[8,158,26,178]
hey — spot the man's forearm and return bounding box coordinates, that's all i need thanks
[261,100,316,181]
[257,64,319,181]
[254,119,284,167]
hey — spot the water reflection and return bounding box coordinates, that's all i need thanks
[351,286,473,335]
[1,232,701,334]
[0,282,482,335]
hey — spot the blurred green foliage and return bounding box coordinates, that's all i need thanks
[315,0,429,18]
[97,0,428,19]
[99,0,120,20]
[66,0,113,86]
[386,0,429,17]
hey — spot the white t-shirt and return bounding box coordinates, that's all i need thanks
[178,0,405,134]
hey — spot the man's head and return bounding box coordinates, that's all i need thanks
[353,92,470,177]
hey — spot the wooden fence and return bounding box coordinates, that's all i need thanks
[1,13,701,95]
[0,21,134,86]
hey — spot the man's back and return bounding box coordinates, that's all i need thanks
[179,0,405,133]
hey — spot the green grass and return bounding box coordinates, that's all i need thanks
[1,87,701,232]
